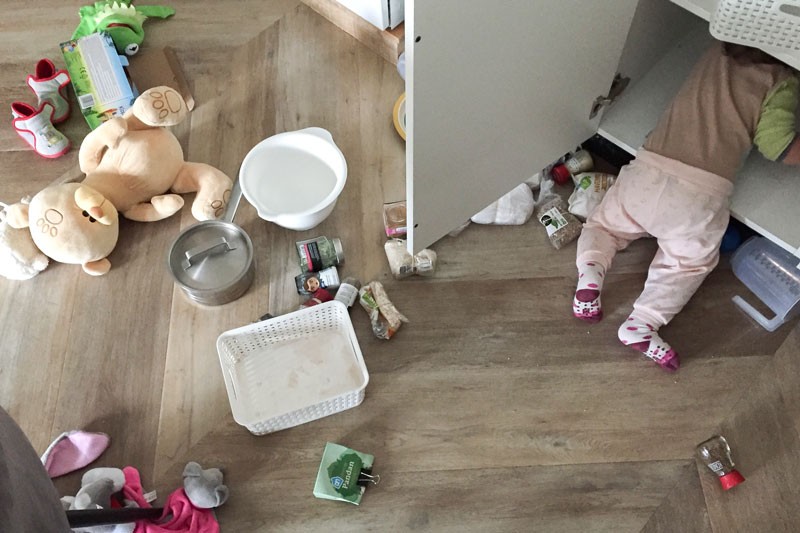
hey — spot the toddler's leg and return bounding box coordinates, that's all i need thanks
[618,312,679,372]
[619,229,725,371]
[574,260,605,323]
[573,175,648,323]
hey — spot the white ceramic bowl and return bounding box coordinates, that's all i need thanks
[239,128,347,231]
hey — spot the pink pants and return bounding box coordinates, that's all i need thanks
[576,149,733,327]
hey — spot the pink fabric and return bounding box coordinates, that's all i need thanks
[576,149,731,327]
[123,467,219,533]
[42,430,110,478]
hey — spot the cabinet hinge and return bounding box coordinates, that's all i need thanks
[590,74,630,119]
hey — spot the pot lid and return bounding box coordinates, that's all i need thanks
[168,221,253,291]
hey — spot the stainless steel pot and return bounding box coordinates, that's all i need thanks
[167,180,255,305]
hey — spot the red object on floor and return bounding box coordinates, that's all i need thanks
[123,467,220,533]
[551,163,572,185]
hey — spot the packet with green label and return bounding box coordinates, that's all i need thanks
[313,442,380,505]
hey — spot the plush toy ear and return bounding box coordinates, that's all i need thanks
[74,186,118,226]
[5,203,30,229]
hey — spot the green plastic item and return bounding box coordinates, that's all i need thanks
[72,1,175,56]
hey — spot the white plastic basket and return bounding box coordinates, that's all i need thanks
[216,301,369,435]
[710,0,800,51]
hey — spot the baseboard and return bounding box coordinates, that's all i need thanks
[301,0,404,64]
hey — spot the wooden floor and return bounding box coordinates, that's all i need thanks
[2,2,800,531]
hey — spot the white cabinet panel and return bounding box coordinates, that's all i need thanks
[406,0,640,252]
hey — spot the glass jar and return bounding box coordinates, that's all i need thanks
[297,236,344,272]
[696,435,745,490]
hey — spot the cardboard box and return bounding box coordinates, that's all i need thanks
[60,32,137,130]
[126,46,195,111]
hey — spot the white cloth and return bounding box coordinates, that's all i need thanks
[471,183,535,225]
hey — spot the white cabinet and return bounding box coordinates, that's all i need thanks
[405,0,800,258]
[336,0,403,29]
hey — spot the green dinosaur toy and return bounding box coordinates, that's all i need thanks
[72,1,175,56]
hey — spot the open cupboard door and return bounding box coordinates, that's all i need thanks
[405,0,640,252]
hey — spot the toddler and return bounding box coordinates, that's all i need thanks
[573,41,800,371]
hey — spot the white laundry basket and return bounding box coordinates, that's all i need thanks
[217,301,369,435]
[710,0,800,51]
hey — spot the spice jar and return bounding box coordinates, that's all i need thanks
[299,288,333,309]
[564,149,593,175]
[334,277,362,307]
[551,149,594,185]
[297,236,345,272]
[696,435,745,490]
[295,266,341,295]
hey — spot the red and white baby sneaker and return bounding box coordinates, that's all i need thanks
[26,59,71,124]
[11,102,71,158]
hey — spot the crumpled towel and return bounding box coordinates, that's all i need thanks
[471,183,535,225]
[123,467,220,533]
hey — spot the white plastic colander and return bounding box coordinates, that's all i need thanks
[216,301,369,435]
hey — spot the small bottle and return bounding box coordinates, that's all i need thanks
[413,249,437,276]
[295,266,341,295]
[334,277,362,307]
[696,435,745,491]
[551,150,594,185]
[564,149,593,175]
[296,236,345,273]
[299,288,333,309]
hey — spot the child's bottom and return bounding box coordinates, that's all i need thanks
[575,149,732,368]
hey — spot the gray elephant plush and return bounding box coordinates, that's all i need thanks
[183,462,229,509]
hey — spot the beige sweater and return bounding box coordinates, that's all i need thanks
[643,41,794,181]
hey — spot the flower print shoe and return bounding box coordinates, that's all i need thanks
[11,102,71,158]
[26,58,71,124]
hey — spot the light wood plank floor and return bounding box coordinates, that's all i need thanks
[2,2,799,531]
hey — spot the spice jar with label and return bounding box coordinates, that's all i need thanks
[334,277,362,307]
[696,435,745,490]
[297,236,345,273]
[551,149,594,185]
[295,266,341,295]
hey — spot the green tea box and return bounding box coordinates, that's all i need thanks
[313,442,378,505]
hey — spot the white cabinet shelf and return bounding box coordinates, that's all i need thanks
[599,23,800,258]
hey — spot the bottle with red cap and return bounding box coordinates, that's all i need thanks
[550,149,594,185]
[696,435,745,490]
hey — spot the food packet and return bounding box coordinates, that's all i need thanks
[567,172,616,220]
[534,177,582,250]
[384,239,437,279]
[358,281,408,339]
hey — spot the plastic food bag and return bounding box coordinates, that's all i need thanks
[567,172,616,220]
[534,176,582,250]
[359,281,408,339]
[384,239,437,279]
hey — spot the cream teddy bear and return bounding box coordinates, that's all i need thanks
[79,86,232,222]
[0,199,49,280]
[6,183,119,276]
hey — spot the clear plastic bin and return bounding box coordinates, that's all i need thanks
[731,237,800,332]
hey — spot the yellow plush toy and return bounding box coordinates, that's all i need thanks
[6,183,119,276]
[79,86,232,222]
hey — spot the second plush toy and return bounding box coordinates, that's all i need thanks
[79,86,232,223]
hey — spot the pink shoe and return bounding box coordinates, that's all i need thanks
[11,101,70,158]
[26,59,71,124]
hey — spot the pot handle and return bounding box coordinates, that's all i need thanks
[222,178,243,224]
[182,237,236,270]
